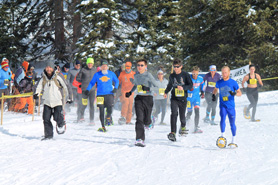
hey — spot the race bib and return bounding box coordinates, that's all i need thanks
[188,93,193,98]
[222,96,228,101]
[137,85,146,94]
[64,75,67,79]
[250,79,257,85]
[187,101,191,108]
[208,82,216,87]
[175,88,184,97]
[82,98,88,105]
[159,88,165,95]
[97,97,104,105]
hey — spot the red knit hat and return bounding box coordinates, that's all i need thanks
[1,61,9,68]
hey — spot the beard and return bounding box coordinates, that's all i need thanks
[102,70,108,74]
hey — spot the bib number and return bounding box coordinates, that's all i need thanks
[188,93,192,98]
[222,96,228,101]
[137,85,146,94]
[97,97,104,105]
[208,82,216,87]
[249,79,257,85]
[175,88,184,97]
[82,98,88,105]
[159,88,165,95]
[187,101,191,108]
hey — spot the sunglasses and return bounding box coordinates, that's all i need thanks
[125,66,131,68]
[192,73,198,76]
[210,69,216,71]
[137,64,145,67]
[173,65,181,68]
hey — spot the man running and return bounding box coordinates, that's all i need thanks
[203,65,221,125]
[164,59,193,141]
[186,66,204,133]
[242,64,263,122]
[125,59,159,147]
[213,66,242,148]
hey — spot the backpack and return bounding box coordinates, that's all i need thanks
[42,74,62,89]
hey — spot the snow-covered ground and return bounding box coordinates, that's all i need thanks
[1,90,278,185]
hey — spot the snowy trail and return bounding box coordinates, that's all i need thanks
[1,91,278,185]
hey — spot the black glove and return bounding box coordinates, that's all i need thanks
[83,90,90,96]
[212,94,216,101]
[33,93,39,100]
[66,100,73,104]
[125,91,132,98]
[79,85,81,88]
[141,85,150,91]
[112,88,117,93]
[229,91,237,96]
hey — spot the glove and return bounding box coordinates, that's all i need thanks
[66,100,73,104]
[229,91,237,96]
[212,94,216,101]
[200,91,205,99]
[125,91,132,98]
[33,93,39,100]
[79,85,81,88]
[112,88,117,93]
[83,90,90,96]
[141,85,150,91]
[4,79,9,86]
[130,78,134,84]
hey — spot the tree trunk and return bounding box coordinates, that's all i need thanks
[54,0,65,60]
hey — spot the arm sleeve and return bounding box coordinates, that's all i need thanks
[86,73,97,91]
[58,73,72,100]
[164,75,173,94]
[182,72,193,91]
[76,69,82,83]
[34,77,44,95]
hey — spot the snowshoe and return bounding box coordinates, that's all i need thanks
[167,132,176,142]
[118,117,126,125]
[41,136,53,141]
[179,126,188,136]
[250,119,260,122]
[243,106,251,119]
[97,127,107,132]
[204,117,211,123]
[56,124,66,135]
[216,136,227,148]
[210,120,218,125]
[105,117,114,126]
[135,139,146,147]
[228,143,238,149]
[193,127,203,134]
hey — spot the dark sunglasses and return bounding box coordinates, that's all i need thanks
[137,64,145,67]
[173,65,181,68]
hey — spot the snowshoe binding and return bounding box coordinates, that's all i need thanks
[135,139,146,147]
[105,117,114,126]
[167,132,176,142]
[243,106,251,119]
[179,126,188,136]
[41,136,53,141]
[56,124,66,135]
[228,143,238,149]
[145,123,154,130]
[97,127,107,132]
[250,119,260,122]
[193,127,203,134]
[216,136,227,148]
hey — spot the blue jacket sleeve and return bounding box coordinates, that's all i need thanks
[86,73,97,91]
[112,72,119,89]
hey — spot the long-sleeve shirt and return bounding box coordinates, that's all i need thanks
[164,71,193,100]
[154,78,168,100]
[87,70,119,96]
[203,72,221,93]
[130,71,159,96]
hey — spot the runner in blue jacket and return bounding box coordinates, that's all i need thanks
[85,59,119,132]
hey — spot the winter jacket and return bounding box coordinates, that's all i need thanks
[18,77,34,93]
[153,78,168,100]
[67,68,80,89]
[34,70,73,108]
[0,68,12,89]
[87,70,119,96]
[76,66,97,92]
[72,75,82,94]
[118,70,136,92]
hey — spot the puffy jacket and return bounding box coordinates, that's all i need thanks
[72,75,82,94]
[0,68,12,89]
[34,70,73,108]
[68,68,80,88]
[76,66,97,91]
[18,76,34,93]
